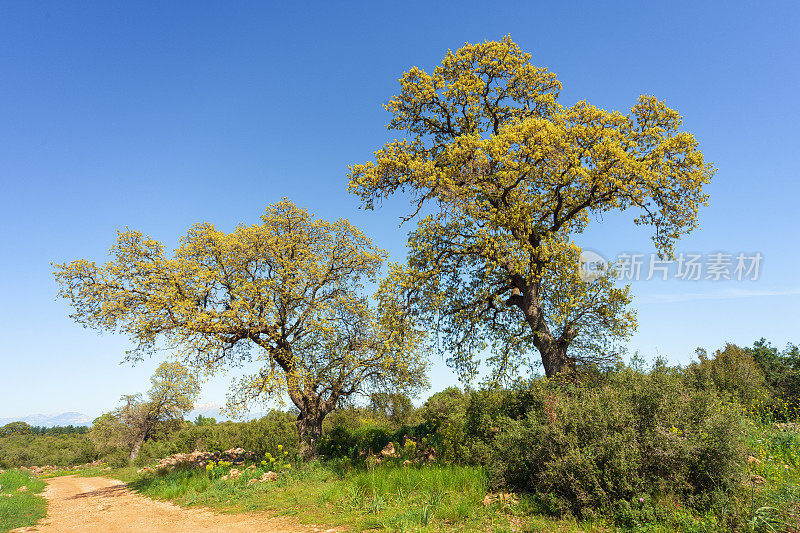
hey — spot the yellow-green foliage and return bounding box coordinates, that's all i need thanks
[686,343,769,412]
[323,405,392,434]
[348,36,713,379]
[54,199,429,455]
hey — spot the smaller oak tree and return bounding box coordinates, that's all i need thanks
[91,361,199,462]
[56,200,428,458]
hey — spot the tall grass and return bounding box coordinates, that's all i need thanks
[738,420,800,531]
[129,461,494,531]
[0,469,47,533]
[347,464,486,530]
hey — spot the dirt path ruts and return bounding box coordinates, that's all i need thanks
[30,475,319,532]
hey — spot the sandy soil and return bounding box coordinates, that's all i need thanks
[20,475,325,532]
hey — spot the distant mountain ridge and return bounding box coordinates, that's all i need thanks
[1,406,275,429]
[0,412,93,428]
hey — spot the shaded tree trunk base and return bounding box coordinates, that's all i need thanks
[541,345,575,378]
[296,413,325,460]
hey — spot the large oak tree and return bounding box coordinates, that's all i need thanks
[55,200,428,457]
[348,37,713,380]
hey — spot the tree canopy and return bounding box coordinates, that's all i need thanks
[0,421,33,436]
[55,199,428,457]
[348,37,714,380]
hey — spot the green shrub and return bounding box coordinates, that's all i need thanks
[320,420,443,462]
[354,426,392,455]
[323,405,390,434]
[193,415,217,426]
[487,365,747,521]
[416,386,495,464]
[419,387,467,429]
[0,433,97,468]
[368,392,419,428]
[0,410,301,468]
[747,339,800,420]
[318,426,358,459]
[686,343,769,412]
[168,410,299,460]
[0,422,33,436]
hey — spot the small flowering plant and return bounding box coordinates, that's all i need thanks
[203,459,236,480]
[260,444,292,473]
[205,446,293,482]
[205,460,223,479]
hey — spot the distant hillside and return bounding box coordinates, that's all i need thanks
[0,412,93,427]
[188,403,272,423]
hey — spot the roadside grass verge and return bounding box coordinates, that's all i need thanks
[0,469,47,533]
[737,420,800,531]
[125,461,598,532]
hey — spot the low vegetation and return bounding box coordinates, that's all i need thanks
[127,461,492,532]
[0,469,47,533]
[115,420,798,532]
[4,339,799,531]
[743,420,800,532]
[0,432,95,468]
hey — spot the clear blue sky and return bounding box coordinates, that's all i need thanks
[1,1,798,419]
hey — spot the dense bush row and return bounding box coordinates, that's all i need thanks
[0,433,96,467]
[0,422,88,436]
[316,341,798,522]
[100,410,300,467]
[491,368,746,520]
[0,411,298,469]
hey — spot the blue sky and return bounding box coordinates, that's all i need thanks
[1,1,798,419]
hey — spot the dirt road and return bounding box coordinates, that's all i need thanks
[28,475,320,532]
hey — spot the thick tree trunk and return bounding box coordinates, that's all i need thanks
[128,432,145,463]
[508,279,576,378]
[296,410,326,460]
[538,341,572,378]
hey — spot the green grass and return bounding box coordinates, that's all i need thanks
[737,420,800,531]
[0,469,47,533]
[125,460,600,532]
